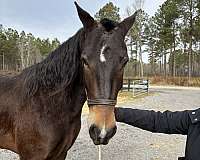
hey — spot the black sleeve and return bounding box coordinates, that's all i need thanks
[115,107,192,135]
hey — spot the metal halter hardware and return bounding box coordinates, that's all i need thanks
[87,99,117,106]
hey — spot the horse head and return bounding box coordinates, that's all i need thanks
[75,2,139,145]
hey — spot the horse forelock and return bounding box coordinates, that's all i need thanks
[21,29,85,99]
[100,18,118,32]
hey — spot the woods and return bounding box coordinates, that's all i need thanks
[0,25,60,71]
[0,0,200,84]
[124,0,200,80]
[93,0,200,82]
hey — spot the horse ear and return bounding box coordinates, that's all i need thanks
[117,10,141,37]
[74,2,95,29]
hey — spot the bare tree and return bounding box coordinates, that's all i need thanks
[126,0,145,78]
[17,40,26,70]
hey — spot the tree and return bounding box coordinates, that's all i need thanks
[152,0,180,77]
[145,17,158,75]
[94,2,120,22]
[0,25,6,70]
[52,38,60,50]
[126,6,148,78]
[0,25,60,71]
[4,28,19,70]
[125,0,200,79]
[178,0,199,81]
[18,31,26,70]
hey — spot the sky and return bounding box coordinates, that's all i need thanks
[0,0,166,62]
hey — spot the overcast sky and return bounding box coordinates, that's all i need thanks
[0,0,166,62]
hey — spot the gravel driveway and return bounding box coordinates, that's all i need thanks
[1,88,200,160]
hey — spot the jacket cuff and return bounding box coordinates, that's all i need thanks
[114,107,125,122]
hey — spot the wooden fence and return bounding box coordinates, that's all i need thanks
[122,78,149,97]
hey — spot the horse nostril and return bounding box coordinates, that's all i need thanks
[89,124,101,139]
[106,126,117,139]
[89,125,117,145]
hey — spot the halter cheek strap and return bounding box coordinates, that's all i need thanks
[87,99,117,106]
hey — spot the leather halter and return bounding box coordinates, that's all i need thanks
[87,99,117,106]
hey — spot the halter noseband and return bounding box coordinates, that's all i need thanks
[87,99,117,106]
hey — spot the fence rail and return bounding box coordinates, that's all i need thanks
[122,78,149,97]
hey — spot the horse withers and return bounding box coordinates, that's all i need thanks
[0,2,138,160]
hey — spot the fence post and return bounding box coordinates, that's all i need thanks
[128,79,130,91]
[132,81,135,97]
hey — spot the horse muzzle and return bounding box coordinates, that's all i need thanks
[89,124,117,145]
[87,98,117,145]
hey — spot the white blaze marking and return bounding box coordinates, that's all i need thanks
[99,121,107,139]
[100,45,107,62]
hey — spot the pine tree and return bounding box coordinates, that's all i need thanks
[94,2,120,22]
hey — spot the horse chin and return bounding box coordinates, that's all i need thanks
[92,139,109,145]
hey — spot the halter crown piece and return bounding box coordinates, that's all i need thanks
[87,99,117,106]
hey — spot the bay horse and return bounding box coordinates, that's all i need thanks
[0,2,138,160]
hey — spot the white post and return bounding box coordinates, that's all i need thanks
[98,145,102,160]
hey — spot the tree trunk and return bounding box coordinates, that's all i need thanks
[170,46,173,76]
[188,0,193,83]
[139,44,143,77]
[135,41,138,77]
[173,22,176,77]
[159,59,162,75]
[2,53,5,71]
[18,41,25,70]
[26,38,31,68]
[164,53,167,78]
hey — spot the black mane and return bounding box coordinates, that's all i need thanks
[21,29,85,98]
[100,18,118,32]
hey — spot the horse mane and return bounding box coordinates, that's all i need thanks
[21,29,85,99]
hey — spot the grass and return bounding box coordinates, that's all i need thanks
[149,76,200,87]
[0,70,19,76]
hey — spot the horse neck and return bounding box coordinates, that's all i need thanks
[22,29,86,100]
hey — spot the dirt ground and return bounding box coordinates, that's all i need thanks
[1,87,200,160]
